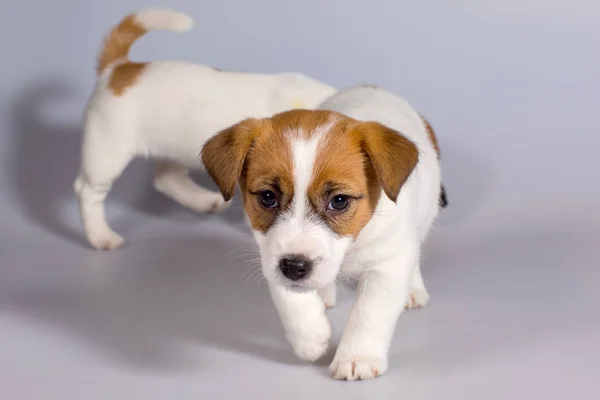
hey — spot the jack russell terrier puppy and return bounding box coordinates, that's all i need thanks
[201,85,447,380]
[74,8,336,250]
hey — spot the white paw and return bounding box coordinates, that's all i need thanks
[209,197,232,213]
[88,230,125,251]
[329,356,388,381]
[194,193,231,214]
[405,287,430,310]
[287,319,331,362]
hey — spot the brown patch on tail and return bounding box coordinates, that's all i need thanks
[96,14,149,96]
[97,14,146,75]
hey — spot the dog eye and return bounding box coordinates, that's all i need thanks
[258,190,278,209]
[328,195,350,211]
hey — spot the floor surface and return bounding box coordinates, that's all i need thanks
[0,149,599,399]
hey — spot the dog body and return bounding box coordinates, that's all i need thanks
[74,8,336,250]
[202,85,444,380]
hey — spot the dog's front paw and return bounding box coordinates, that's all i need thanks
[329,355,388,381]
[88,230,125,251]
[287,318,331,362]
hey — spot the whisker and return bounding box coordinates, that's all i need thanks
[337,272,357,290]
[251,271,265,285]
[244,268,262,286]
[242,261,261,279]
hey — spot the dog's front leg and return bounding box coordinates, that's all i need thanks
[269,284,331,362]
[330,244,418,381]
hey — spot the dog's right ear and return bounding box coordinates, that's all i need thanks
[201,119,261,202]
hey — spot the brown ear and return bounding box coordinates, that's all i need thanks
[358,121,419,202]
[200,119,260,201]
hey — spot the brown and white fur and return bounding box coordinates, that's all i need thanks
[73,8,336,250]
[201,85,447,380]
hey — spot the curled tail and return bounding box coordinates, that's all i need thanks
[96,8,194,75]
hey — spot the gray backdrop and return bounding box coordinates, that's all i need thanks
[1,0,599,399]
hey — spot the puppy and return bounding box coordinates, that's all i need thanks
[201,85,447,380]
[74,8,336,250]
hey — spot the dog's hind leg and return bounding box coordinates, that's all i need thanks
[405,263,430,310]
[74,135,133,251]
[153,160,231,214]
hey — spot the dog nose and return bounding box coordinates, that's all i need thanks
[279,255,313,281]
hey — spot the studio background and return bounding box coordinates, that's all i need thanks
[0,1,598,399]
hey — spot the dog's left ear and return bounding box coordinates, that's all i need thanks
[357,121,419,202]
[201,119,261,202]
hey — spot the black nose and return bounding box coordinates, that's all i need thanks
[279,255,313,281]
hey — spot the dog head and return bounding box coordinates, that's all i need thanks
[201,110,418,290]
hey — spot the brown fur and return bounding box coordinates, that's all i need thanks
[240,123,295,233]
[108,62,148,96]
[201,110,419,237]
[269,109,340,140]
[239,110,346,233]
[360,121,419,202]
[201,119,261,202]
[96,14,148,96]
[307,118,381,238]
[420,114,440,157]
[307,118,418,237]
[97,15,146,75]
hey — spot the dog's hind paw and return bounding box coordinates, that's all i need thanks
[88,231,125,251]
[405,287,430,310]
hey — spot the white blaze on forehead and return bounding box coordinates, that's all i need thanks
[258,118,352,288]
[269,121,334,258]
[289,121,336,221]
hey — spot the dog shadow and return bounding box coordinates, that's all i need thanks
[5,78,246,247]
[0,232,301,370]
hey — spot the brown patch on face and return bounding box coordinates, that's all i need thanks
[97,15,146,75]
[108,62,147,96]
[205,110,341,233]
[238,110,339,233]
[239,120,295,233]
[306,116,418,238]
[307,117,382,238]
[269,109,341,140]
[420,114,441,158]
[201,117,296,233]
[202,109,418,238]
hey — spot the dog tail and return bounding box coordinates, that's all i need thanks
[96,8,194,75]
[439,184,448,208]
[419,114,449,209]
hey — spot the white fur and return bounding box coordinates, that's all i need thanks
[74,9,336,250]
[254,86,442,380]
[134,8,194,31]
[254,121,351,290]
